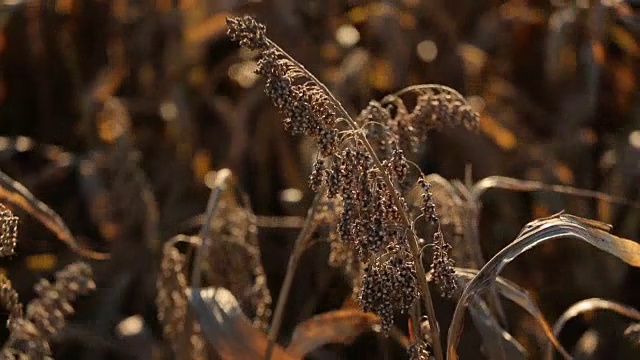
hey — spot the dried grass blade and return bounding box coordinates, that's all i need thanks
[190,169,232,290]
[187,287,295,360]
[424,175,508,328]
[454,268,569,358]
[286,309,379,358]
[468,298,527,360]
[0,170,109,260]
[447,213,640,360]
[427,269,527,360]
[471,176,640,208]
[544,298,640,360]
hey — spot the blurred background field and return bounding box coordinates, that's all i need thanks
[0,0,640,359]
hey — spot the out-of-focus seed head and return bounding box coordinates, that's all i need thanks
[0,204,18,257]
[408,341,431,360]
[0,275,22,330]
[4,262,96,358]
[358,101,391,124]
[156,242,208,358]
[381,87,480,154]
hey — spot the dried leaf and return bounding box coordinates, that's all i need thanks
[544,298,640,360]
[421,174,474,267]
[427,267,527,360]
[447,213,640,360]
[468,298,527,360]
[471,176,639,208]
[0,170,109,260]
[453,268,569,359]
[187,287,295,360]
[287,310,379,358]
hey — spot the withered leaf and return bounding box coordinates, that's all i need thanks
[287,309,379,358]
[188,287,295,360]
[454,268,569,359]
[0,170,109,260]
[544,298,640,360]
[447,213,640,360]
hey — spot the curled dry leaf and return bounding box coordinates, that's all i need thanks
[447,213,640,360]
[453,268,569,359]
[0,170,109,260]
[188,287,295,360]
[625,323,640,347]
[468,297,527,360]
[544,298,640,360]
[286,309,380,358]
[428,267,529,360]
[423,174,637,335]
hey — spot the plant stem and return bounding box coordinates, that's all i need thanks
[270,39,444,360]
[190,169,232,290]
[265,190,324,360]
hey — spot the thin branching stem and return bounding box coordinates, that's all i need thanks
[265,189,324,360]
[392,84,470,104]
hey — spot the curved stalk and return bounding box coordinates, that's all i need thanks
[265,190,324,360]
[190,169,232,290]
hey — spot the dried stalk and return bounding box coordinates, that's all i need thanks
[265,190,324,360]
[190,169,233,290]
